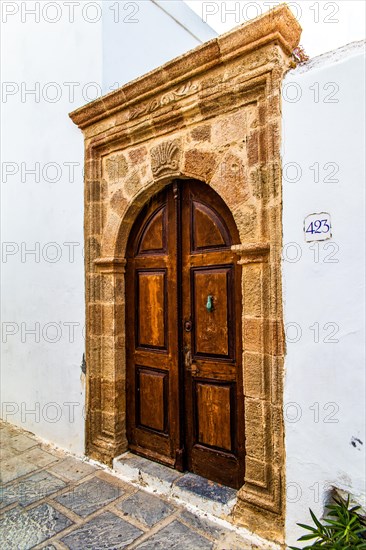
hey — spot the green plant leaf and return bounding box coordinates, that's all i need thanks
[298,533,321,541]
[350,504,362,513]
[297,523,318,532]
[293,494,366,548]
[326,519,347,527]
[310,509,325,531]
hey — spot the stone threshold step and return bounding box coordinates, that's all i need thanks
[113,452,237,519]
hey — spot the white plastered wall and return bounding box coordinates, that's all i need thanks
[282,41,366,545]
[0,0,215,454]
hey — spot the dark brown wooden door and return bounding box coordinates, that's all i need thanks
[126,180,244,488]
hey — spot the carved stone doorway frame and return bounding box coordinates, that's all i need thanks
[70,7,301,543]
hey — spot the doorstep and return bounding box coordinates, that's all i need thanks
[113,452,237,519]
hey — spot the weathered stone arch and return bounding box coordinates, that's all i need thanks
[103,149,254,260]
[70,6,301,544]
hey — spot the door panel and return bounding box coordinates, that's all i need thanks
[196,382,233,451]
[137,367,168,433]
[126,180,244,487]
[191,201,230,250]
[126,189,180,467]
[192,266,233,359]
[136,270,167,349]
[181,182,244,488]
[137,205,167,254]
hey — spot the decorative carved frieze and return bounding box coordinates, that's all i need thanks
[130,81,199,120]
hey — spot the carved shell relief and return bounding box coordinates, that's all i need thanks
[150,141,180,176]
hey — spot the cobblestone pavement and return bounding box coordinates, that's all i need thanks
[0,422,268,549]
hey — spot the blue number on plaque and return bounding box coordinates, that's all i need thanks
[306,219,330,235]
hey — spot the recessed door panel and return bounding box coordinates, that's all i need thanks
[192,267,234,359]
[138,205,167,255]
[196,382,233,451]
[137,368,168,433]
[137,270,166,349]
[192,201,230,251]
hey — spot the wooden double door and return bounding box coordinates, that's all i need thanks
[126,180,244,488]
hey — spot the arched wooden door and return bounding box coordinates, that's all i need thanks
[126,180,245,488]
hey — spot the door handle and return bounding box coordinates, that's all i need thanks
[184,347,192,368]
[184,347,199,376]
[206,295,214,312]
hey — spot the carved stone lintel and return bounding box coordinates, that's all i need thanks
[232,242,270,264]
[94,257,126,274]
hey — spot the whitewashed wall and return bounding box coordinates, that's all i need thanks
[102,0,215,92]
[282,41,366,546]
[0,0,215,455]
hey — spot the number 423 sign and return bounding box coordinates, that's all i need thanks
[304,212,332,242]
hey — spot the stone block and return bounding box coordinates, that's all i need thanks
[116,490,174,528]
[88,304,102,336]
[61,511,142,549]
[244,457,268,488]
[190,125,211,142]
[243,318,263,353]
[183,149,216,181]
[55,477,122,517]
[243,352,265,399]
[135,520,212,550]
[243,263,263,317]
[244,399,266,461]
[47,457,97,482]
[0,504,73,548]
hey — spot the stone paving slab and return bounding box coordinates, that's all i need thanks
[0,447,17,461]
[0,470,66,508]
[135,519,213,550]
[0,421,277,549]
[116,490,175,527]
[60,511,143,549]
[54,477,123,518]
[21,447,59,468]
[0,503,73,549]
[47,456,97,482]
[8,434,38,453]
[178,509,228,540]
[0,455,39,484]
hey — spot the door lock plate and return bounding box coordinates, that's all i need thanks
[187,364,199,376]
